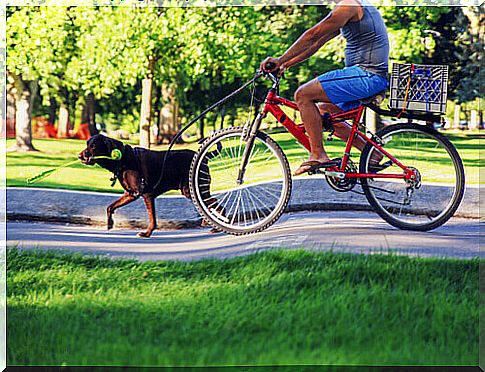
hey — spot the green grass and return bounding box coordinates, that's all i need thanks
[5,131,481,194]
[6,139,128,193]
[7,248,479,366]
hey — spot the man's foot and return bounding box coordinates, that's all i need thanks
[293,158,341,176]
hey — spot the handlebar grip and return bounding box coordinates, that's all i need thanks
[265,62,277,71]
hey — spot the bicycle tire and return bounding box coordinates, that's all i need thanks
[189,127,292,235]
[360,123,465,231]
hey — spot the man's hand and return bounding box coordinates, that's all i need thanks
[260,57,285,75]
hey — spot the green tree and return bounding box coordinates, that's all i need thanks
[453,7,483,103]
[7,7,75,150]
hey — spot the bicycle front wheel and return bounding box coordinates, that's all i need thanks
[360,123,465,231]
[189,127,292,235]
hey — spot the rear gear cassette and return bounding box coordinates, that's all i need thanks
[405,166,422,189]
[326,159,357,192]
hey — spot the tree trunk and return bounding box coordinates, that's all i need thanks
[160,84,179,143]
[173,100,179,134]
[82,92,98,136]
[462,107,469,130]
[57,103,70,138]
[469,109,478,130]
[139,78,153,148]
[48,97,57,125]
[12,76,37,151]
[139,57,155,148]
[153,86,162,144]
[198,116,205,140]
[6,83,16,137]
[453,104,461,129]
[220,106,226,130]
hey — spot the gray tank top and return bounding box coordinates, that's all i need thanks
[340,0,389,79]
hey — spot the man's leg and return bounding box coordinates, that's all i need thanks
[294,79,372,172]
[293,79,334,173]
[317,102,368,152]
[294,79,384,176]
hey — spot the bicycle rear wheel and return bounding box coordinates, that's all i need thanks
[360,123,465,231]
[189,127,292,235]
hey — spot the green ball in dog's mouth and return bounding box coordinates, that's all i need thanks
[111,149,122,160]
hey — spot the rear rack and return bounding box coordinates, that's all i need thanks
[365,102,443,124]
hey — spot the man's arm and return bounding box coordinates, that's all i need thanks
[282,29,340,69]
[261,1,358,72]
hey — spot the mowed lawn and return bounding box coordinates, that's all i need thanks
[5,130,481,194]
[7,248,479,366]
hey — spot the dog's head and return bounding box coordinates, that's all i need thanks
[78,134,124,166]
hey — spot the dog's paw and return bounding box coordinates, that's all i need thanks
[209,227,221,234]
[107,220,114,230]
[137,231,152,238]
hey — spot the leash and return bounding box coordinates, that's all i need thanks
[26,149,123,184]
[151,71,264,192]
[28,71,262,188]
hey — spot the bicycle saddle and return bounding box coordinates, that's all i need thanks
[360,90,387,106]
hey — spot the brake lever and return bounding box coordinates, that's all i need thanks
[255,69,282,91]
[257,67,282,78]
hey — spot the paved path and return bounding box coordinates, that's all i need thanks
[6,182,480,229]
[7,211,483,261]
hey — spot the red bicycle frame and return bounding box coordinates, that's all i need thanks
[261,89,415,180]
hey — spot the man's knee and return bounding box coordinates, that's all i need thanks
[295,79,330,106]
[294,86,307,105]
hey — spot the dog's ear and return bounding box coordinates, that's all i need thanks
[87,134,104,147]
[101,136,113,154]
[86,135,96,147]
[110,138,126,154]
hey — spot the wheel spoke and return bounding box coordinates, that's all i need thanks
[191,129,290,233]
[360,125,464,230]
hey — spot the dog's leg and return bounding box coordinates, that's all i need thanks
[137,194,156,238]
[107,192,138,230]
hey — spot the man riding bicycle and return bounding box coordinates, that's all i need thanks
[261,0,389,176]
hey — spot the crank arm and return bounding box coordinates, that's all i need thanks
[324,171,346,179]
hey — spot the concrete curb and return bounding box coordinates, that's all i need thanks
[6,178,480,230]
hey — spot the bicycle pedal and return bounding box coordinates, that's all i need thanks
[308,168,325,176]
[312,159,341,171]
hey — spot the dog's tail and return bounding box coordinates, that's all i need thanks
[205,141,223,160]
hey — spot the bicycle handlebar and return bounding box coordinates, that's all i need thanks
[255,68,280,86]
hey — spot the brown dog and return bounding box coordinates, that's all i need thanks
[79,134,219,237]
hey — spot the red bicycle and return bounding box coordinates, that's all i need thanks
[189,71,465,235]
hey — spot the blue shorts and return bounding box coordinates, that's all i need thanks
[318,66,389,111]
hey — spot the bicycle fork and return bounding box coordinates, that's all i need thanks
[236,112,264,185]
